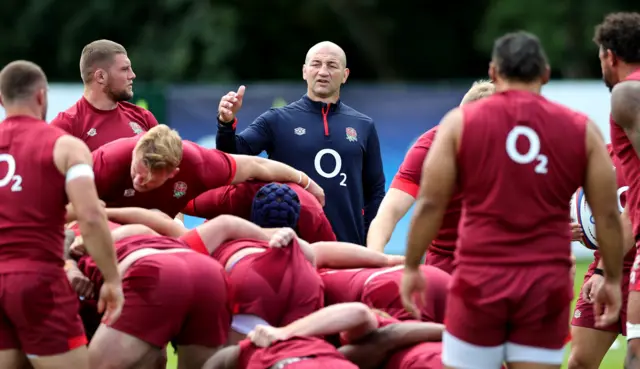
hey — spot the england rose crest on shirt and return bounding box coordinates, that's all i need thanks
[346,127,358,142]
[129,122,144,134]
[173,181,187,198]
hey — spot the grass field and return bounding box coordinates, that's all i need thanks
[164,260,626,369]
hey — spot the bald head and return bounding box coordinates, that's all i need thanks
[305,41,347,67]
[0,60,47,104]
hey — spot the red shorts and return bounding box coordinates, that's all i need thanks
[0,271,87,356]
[385,342,443,369]
[446,264,573,349]
[424,250,455,274]
[572,261,630,334]
[227,240,324,326]
[110,252,231,347]
[630,252,640,292]
[362,265,450,323]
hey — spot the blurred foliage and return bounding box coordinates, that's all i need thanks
[0,0,638,82]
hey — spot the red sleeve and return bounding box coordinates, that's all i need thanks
[190,144,237,189]
[389,131,434,198]
[50,112,75,136]
[186,188,234,219]
[143,109,159,129]
[91,148,110,197]
[301,210,336,243]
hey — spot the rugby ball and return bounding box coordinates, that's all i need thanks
[570,188,597,250]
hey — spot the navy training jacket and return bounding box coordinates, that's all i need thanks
[215,94,386,245]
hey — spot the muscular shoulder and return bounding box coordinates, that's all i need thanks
[338,103,375,125]
[611,80,640,128]
[50,100,83,128]
[118,101,159,127]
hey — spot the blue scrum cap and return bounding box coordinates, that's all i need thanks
[250,183,301,228]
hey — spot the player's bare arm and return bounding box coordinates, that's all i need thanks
[583,120,624,282]
[53,135,120,285]
[104,207,187,237]
[312,241,404,268]
[230,155,325,206]
[405,109,461,269]
[612,80,640,156]
[367,189,415,252]
[193,214,275,255]
[595,206,635,273]
[202,345,240,369]
[339,321,444,369]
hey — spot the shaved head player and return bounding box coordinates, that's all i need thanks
[401,31,624,369]
[0,61,123,368]
[592,12,640,369]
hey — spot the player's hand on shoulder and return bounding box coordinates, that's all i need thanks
[66,267,94,300]
[305,179,325,207]
[269,228,296,248]
[218,85,245,124]
[386,254,405,266]
[248,325,287,348]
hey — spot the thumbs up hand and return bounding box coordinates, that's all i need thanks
[218,85,246,124]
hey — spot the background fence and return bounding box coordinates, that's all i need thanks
[0,81,612,258]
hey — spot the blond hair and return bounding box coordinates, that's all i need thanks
[134,125,183,172]
[79,40,127,84]
[460,79,496,105]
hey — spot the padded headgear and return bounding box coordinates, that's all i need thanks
[250,183,301,228]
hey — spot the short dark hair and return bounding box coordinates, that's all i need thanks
[593,12,640,63]
[80,39,127,84]
[491,31,548,83]
[0,60,47,103]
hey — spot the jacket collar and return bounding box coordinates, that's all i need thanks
[299,94,341,113]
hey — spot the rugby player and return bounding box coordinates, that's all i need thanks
[204,302,444,369]
[568,144,636,369]
[183,181,336,242]
[51,39,158,151]
[367,80,495,273]
[402,31,623,369]
[0,60,123,368]
[592,11,640,369]
[92,124,325,217]
[66,229,231,369]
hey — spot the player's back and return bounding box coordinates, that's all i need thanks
[0,116,68,273]
[457,90,587,266]
[610,69,640,240]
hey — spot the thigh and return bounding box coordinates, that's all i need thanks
[3,272,86,356]
[0,277,20,351]
[174,253,231,348]
[89,324,158,369]
[508,266,573,350]
[109,256,191,348]
[445,267,508,347]
[567,326,617,369]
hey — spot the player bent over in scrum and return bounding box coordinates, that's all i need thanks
[320,265,450,323]
[204,302,444,369]
[568,144,636,369]
[66,229,230,369]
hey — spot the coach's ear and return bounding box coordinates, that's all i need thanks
[168,167,180,179]
[0,93,4,108]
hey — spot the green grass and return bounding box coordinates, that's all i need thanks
[164,260,625,369]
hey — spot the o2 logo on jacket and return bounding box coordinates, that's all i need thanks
[314,149,347,187]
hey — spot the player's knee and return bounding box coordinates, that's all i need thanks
[567,352,598,369]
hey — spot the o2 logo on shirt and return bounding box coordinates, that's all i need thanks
[0,154,23,192]
[505,126,548,174]
[314,149,347,187]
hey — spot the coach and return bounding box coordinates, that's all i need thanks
[214,41,385,245]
